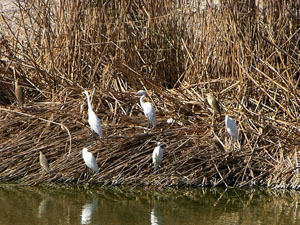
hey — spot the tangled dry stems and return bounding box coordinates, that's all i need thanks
[0,0,299,188]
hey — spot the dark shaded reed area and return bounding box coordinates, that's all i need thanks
[0,0,299,188]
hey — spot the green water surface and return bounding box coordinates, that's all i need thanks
[0,185,299,225]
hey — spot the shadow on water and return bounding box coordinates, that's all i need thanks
[0,184,300,225]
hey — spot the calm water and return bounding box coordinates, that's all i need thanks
[0,184,300,225]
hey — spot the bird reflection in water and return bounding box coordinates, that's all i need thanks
[150,204,162,225]
[81,198,98,224]
[38,197,50,218]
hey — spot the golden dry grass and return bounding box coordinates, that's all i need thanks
[0,0,299,188]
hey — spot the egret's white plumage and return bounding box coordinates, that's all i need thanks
[225,115,239,140]
[136,90,156,128]
[83,90,103,136]
[152,142,163,170]
[82,148,99,174]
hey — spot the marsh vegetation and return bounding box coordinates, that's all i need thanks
[0,0,299,188]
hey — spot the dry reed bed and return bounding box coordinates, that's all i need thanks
[0,0,299,188]
[0,87,299,188]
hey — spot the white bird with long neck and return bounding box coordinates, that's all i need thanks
[225,115,239,140]
[83,90,103,136]
[82,148,99,174]
[136,90,156,128]
[152,142,163,170]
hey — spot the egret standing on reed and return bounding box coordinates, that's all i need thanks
[39,151,50,173]
[136,90,156,128]
[206,93,221,115]
[152,142,163,170]
[225,115,239,140]
[15,78,24,108]
[82,148,99,174]
[83,90,103,136]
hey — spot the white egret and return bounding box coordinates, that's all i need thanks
[152,142,163,170]
[136,90,156,128]
[82,148,99,174]
[39,151,50,172]
[15,78,24,108]
[83,90,103,136]
[225,115,239,140]
[206,93,221,115]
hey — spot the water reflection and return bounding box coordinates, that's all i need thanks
[38,197,50,218]
[0,185,300,225]
[150,204,162,225]
[81,198,98,224]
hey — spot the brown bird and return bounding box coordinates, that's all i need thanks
[39,151,50,173]
[15,78,25,108]
[206,93,221,115]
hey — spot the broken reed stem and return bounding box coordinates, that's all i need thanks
[0,107,72,156]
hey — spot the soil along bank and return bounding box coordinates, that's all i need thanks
[0,1,299,188]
